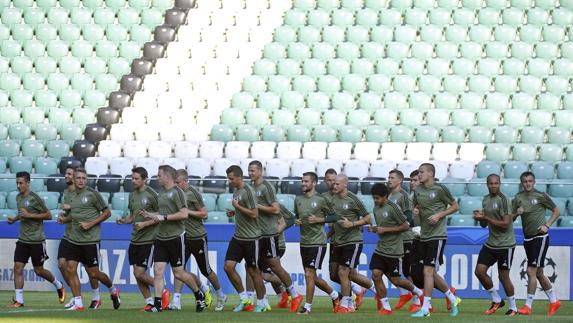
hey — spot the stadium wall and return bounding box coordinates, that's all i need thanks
[0,223,571,300]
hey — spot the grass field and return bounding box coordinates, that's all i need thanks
[0,291,571,322]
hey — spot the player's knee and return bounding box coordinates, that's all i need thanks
[224,262,234,274]
[474,266,486,278]
[371,270,382,280]
[304,269,315,281]
[423,266,434,276]
[389,276,401,286]
[535,268,545,278]
[33,267,44,275]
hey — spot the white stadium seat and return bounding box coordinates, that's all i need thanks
[343,159,370,179]
[251,141,276,160]
[123,140,148,159]
[265,158,291,178]
[432,143,459,163]
[327,142,353,162]
[291,159,317,177]
[213,158,239,176]
[148,141,172,159]
[186,158,212,178]
[225,141,251,160]
[174,141,199,159]
[370,160,396,178]
[398,160,422,179]
[85,157,109,177]
[136,158,160,177]
[449,160,476,180]
[97,140,122,159]
[277,142,302,161]
[459,143,485,164]
[406,143,432,161]
[110,157,134,177]
[199,141,225,161]
[302,142,328,161]
[380,142,406,161]
[162,157,186,171]
[354,142,380,162]
[316,159,342,177]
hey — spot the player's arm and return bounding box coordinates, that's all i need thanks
[234,203,258,219]
[485,213,511,230]
[80,207,111,231]
[162,207,190,221]
[20,209,52,221]
[189,206,208,219]
[372,221,409,234]
[545,207,560,228]
[258,201,280,215]
[541,193,560,229]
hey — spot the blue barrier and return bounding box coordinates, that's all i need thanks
[0,223,571,300]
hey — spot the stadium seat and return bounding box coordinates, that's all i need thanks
[503,161,529,179]
[467,178,489,197]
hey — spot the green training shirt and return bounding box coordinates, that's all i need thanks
[512,190,556,238]
[321,191,336,244]
[295,193,332,247]
[182,186,207,240]
[128,186,159,245]
[389,189,414,243]
[68,187,108,245]
[156,186,187,241]
[252,180,280,237]
[17,192,49,243]
[61,188,73,240]
[233,185,260,241]
[331,191,369,246]
[482,192,515,249]
[413,183,455,242]
[373,200,407,258]
[278,204,294,249]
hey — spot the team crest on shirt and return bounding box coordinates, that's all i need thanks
[429,191,437,199]
[81,196,89,204]
[141,196,148,205]
[383,211,389,218]
[342,203,349,209]
[23,199,30,207]
[530,198,538,205]
[492,202,498,209]
[167,191,174,199]
[234,194,241,201]
[310,200,317,208]
[256,190,262,197]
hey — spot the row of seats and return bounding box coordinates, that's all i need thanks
[0,71,123,95]
[2,0,174,11]
[0,89,107,110]
[94,140,573,164]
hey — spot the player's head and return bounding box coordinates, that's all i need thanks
[157,165,177,187]
[64,166,75,186]
[332,174,348,194]
[371,183,389,206]
[131,167,148,190]
[387,169,404,190]
[73,168,87,190]
[409,170,420,191]
[302,171,318,194]
[248,160,263,181]
[226,165,244,188]
[324,168,338,191]
[175,169,189,190]
[519,171,536,193]
[486,173,501,195]
[418,163,435,184]
[16,171,31,194]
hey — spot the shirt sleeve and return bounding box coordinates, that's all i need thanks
[438,185,456,205]
[500,195,510,215]
[149,189,159,212]
[127,192,134,214]
[188,188,205,210]
[390,203,407,225]
[92,190,108,212]
[174,188,187,210]
[511,197,518,214]
[539,193,557,210]
[351,194,369,218]
[32,194,49,213]
[401,191,411,212]
[263,182,278,205]
[242,187,257,209]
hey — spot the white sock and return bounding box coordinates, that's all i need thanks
[200,284,209,294]
[381,297,391,311]
[304,302,312,311]
[256,298,265,306]
[399,287,410,296]
[487,288,502,303]
[146,297,153,305]
[173,292,181,305]
[412,287,423,297]
[351,282,363,295]
[52,279,63,289]
[413,294,421,306]
[545,288,557,303]
[15,289,24,303]
[91,288,100,301]
[422,296,431,311]
[248,291,256,303]
[239,291,248,301]
[287,284,299,298]
[341,296,352,308]
[444,289,456,303]
[508,296,517,311]
[74,296,83,308]
[329,290,339,300]
[525,294,534,307]
[216,288,225,299]
[368,282,377,294]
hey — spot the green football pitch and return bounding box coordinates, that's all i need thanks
[0,291,571,322]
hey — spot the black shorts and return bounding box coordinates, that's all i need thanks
[524,234,550,268]
[411,240,424,288]
[260,248,285,274]
[333,243,363,269]
[301,246,327,270]
[153,235,185,268]
[14,241,49,267]
[477,246,515,271]
[329,243,336,264]
[369,253,402,277]
[402,242,413,277]
[128,243,154,269]
[419,239,446,270]
[225,237,259,268]
[66,242,100,268]
[259,235,281,259]
[57,239,73,260]
[184,237,213,276]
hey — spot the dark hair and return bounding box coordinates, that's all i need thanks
[410,170,419,178]
[226,165,243,177]
[520,171,535,181]
[389,169,404,180]
[65,166,77,172]
[158,165,177,179]
[324,168,337,176]
[371,183,389,197]
[132,167,149,180]
[486,173,500,182]
[419,163,435,176]
[16,171,30,182]
[248,160,263,170]
[302,171,318,183]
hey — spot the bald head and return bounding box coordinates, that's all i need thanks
[333,174,348,194]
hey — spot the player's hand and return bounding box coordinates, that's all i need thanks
[116,217,125,224]
[308,215,321,224]
[413,207,419,216]
[337,217,353,228]
[79,222,92,231]
[538,224,549,234]
[294,219,302,226]
[231,199,240,208]
[226,209,235,217]
[516,207,524,215]
[134,222,146,231]
[7,217,16,224]
[61,203,71,211]
[366,225,375,233]
[19,208,30,219]
[472,209,485,221]
[427,214,441,225]
[57,213,66,224]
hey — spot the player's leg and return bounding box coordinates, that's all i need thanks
[396,242,414,309]
[348,268,374,308]
[301,267,317,313]
[337,265,352,311]
[246,266,268,312]
[57,240,70,287]
[224,260,244,293]
[193,237,225,308]
[12,261,26,307]
[475,246,503,314]
[133,266,153,301]
[148,261,167,311]
[172,266,206,312]
[370,254,391,315]
[430,240,459,316]
[65,259,85,310]
[171,239,192,310]
[499,269,517,315]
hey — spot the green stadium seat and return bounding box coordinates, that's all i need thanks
[94,7,116,25]
[390,125,414,143]
[246,109,270,128]
[415,125,440,143]
[46,7,69,26]
[322,110,346,129]
[380,8,402,26]
[261,125,286,142]
[0,73,21,91]
[468,126,493,143]
[267,75,291,94]
[242,75,267,94]
[253,59,277,76]
[331,91,355,110]
[302,59,326,77]
[287,125,312,142]
[201,193,217,212]
[557,161,573,180]
[272,109,296,127]
[338,125,363,143]
[548,180,572,198]
[520,127,544,144]
[476,160,502,178]
[495,126,518,143]
[210,125,234,142]
[22,73,45,91]
[22,108,45,130]
[95,74,118,94]
[11,56,33,74]
[307,9,331,28]
[284,9,307,27]
[512,143,537,162]
[441,126,466,143]
[58,124,82,144]
[555,110,573,129]
[118,41,141,60]
[298,25,322,44]
[399,109,424,127]
[547,127,571,145]
[345,109,370,128]
[450,214,476,227]
[70,74,94,93]
[11,90,34,108]
[278,59,301,77]
[384,92,408,110]
[83,24,106,43]
[274,25,297,44]
[365,125,389,142]
[528,110,553,128]
[531,161,555,180]
[46,40,69,59]
[297,108,321,127]
[539,144,563,162]
[83,90,107,109]
[0,108,20,124]
[367,75,391,94]
[221,108,245,125]
[503,110,527,129]
[459,196,483,215]
[460,92,483,110]
[292,75,317,94]
[72,108,95,125]
[393,75,417,94]
[434,92,458,109]
[425,109,450,128]
[130,25,152,44]
[9,157,33,173]
[8,124,32,142]
[281,91,305,111]
[257,92,281,111]
[12,24,34,41]
[34,90,58,110]
[288,42,311,60]
[451,110,475,128]
[264,42,286,60]
[313,125,337,142]
[96,41,119,59]
[235,124,260,142]
[485,143,510,162]
[560,218,573,227]
[504,160,529,179]
[35,157,58,175]
[467,178,488,196]
[34,124,58,143]
[46,140,70,159]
